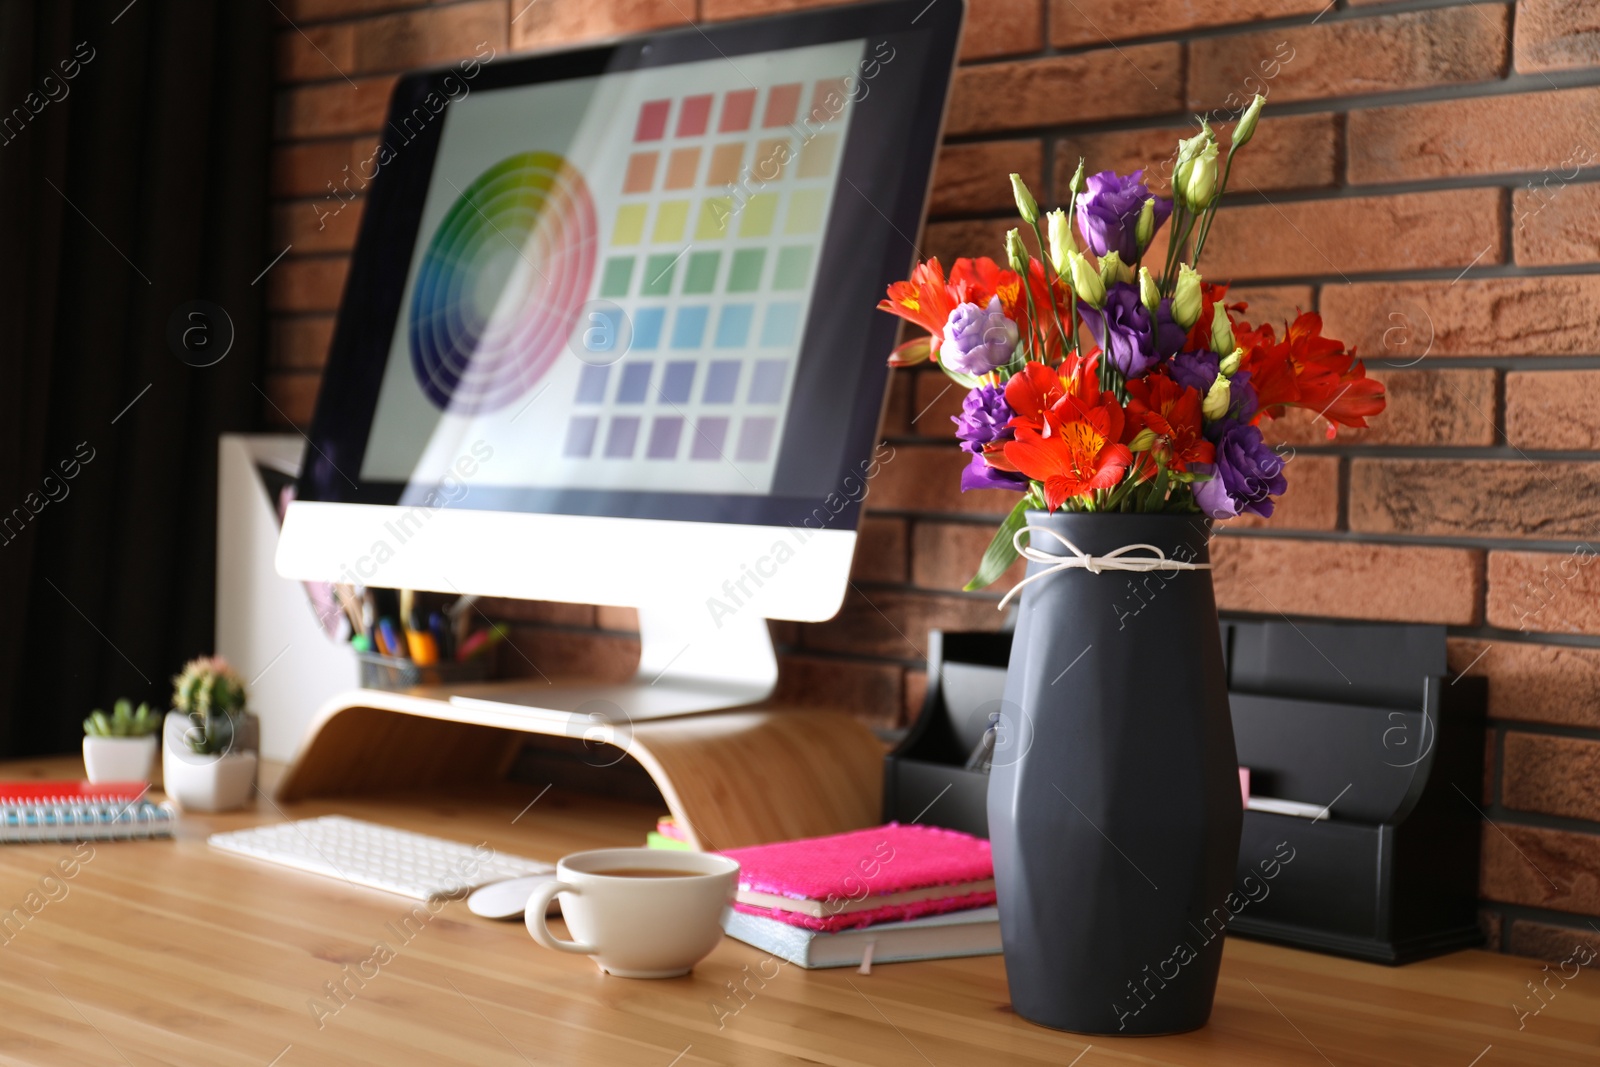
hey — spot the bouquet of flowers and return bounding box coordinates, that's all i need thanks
[878,96,1385,590]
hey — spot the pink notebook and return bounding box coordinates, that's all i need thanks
[720,823,995,932]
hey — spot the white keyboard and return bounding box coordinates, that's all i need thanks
[208,816,553,900]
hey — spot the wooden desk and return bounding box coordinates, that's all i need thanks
[0,757,1595,1067]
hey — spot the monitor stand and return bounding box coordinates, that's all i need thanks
[270,610,882,849]
[447,607,778,723]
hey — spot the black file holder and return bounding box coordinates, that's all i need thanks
[882,630,1009,839]
[884,618,1487,964]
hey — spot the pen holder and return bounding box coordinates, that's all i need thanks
[357,652,492,691]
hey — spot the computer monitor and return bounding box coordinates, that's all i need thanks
[276,0,963,717]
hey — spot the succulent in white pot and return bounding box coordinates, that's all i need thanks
[161,656,259,813]
[82,699,161,783]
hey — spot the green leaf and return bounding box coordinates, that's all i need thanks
[939,364,984,391]
[963,496,1032,592]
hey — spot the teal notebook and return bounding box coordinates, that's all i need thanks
[0,800,176,843]
[722,905,1001,969]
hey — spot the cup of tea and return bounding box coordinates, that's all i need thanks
[525,847,740,978]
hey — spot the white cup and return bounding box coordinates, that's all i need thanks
[525,847,739,978]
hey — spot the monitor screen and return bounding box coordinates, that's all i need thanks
[295,0,961,530]
[361,41,866,500]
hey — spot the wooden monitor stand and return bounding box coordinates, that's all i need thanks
[272,683,885,850]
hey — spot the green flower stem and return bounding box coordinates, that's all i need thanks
[1190,150,1237,273]
[1026,216,1073,362]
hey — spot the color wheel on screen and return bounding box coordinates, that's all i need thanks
[409,152,597,414]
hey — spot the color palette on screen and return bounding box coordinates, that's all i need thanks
[409,152,598,414]
[566,79,850,468]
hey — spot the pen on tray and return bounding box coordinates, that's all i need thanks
[456,623,506,662]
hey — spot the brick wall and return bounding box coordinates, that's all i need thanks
[265,0,1600,962]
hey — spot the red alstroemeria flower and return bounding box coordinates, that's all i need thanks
[879,257,958,338]
[1125,371,1214,471]
[879,256,1020,366]
[1003,400,1132,511]
[1003,355,1105,437]
[1237,311,1386,438]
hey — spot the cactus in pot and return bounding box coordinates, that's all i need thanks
[82,697,163,783]
[84,698,162,739]
[172,656,248,755]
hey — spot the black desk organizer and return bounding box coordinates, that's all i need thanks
[884,617,1487,964]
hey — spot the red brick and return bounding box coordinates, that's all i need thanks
[481,598,598,628]
[911,372,968,440]
[1199,189,1505,283]
[1188,6,1509,110]
[1319,277,1600,359]
[870,444,1022,517]
[270,138,369,198]
[352,2,506,74]
[1223,454,1339,532]
[500,627,638,684]
[276,24,356,84]
[281,0,426,19]
[267,257,349,313]
[1506,919,1600,963]
[1514,182,1600,267]
[273,199,363,255]
[1348,86,1600,184]
[1260,370,1497,448]
[931,139,1044,216]
[1488,549,1600,636]
[1211,538,1483,625]
[922,217,1041,270]
[903,667,928,726]
[1051,0,1325,48]
[597,606,639,632]
[947,45,1183,136]
[513,0,693,50]
[1480,823,1600,916]
[1450,638,1600,729]
[1350,459,1594,540]
[960,0,1043,61]
[878,368,916,438]
[1507,371,1600,450]
[1515,0,1600,73]
[851,517,908,585]
[770,654,904,728]
[276,75,397,139]
[261,371,320,428]
[1055,115,1339,199]
[1228,285,1315,328]
[1502,733,1600,822]
[800,588,1004,659]
[911,521,1027,593]
[268,315,337,372]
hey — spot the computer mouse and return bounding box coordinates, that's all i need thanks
[467,874,561,920]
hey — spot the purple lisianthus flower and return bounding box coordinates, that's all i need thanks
[1168,349,1220,395]
[1075,169,1172,262]
[1079,282,1161,379]
[1193,418,1288,519]
[940,297,1019,376]
[1152,298,1188,359]
[953,382,1027,492]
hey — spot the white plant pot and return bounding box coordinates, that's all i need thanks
[82,734,158,784]
[162,711,259,813]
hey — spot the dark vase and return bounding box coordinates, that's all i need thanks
[987,510,1242,1035]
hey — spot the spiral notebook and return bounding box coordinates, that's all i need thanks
[0,781,176,843]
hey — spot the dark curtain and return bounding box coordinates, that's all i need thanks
[0,0,273,756]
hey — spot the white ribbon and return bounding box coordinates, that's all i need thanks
[997,525,1212,610]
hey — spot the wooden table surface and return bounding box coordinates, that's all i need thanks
[0,757,1595,1067]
